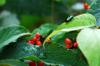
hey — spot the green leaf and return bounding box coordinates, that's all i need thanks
[0,26,30,49]
[86,0,100,25]
[31,23,56,37]
[41,43,88,66]
[44,13,96,44]
[56,13,96,30]
[0,40,37,59]
[0,11,20,28]
[23,55,41,62]
[42,31,87,65]
[0,59,28,66]
[0,0,6,6]
[77,28,100,66]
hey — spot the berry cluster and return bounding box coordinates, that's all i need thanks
[27,33,42,46]
[83,3,90,10]
[64,38,78,49]
[28,61,44,66]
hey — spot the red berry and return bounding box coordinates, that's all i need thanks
[73,42,78,48]
[32,37,37,41]
[28,61,36,66]
[36,41,42,46]
[65,38,72,45]
[35,33,41,38]
[83,3,90,10]
[37,61,44,66]
[66,45,71,49]
[28,40,35,44]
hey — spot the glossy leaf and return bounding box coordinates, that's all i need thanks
[56,13,96,30]
[0,26,30,49]
[23,55,41,62]
[0,40,37,59]
[31,23,56,37]
[0,59,28,66]
[77,28,100,66]
[42,43,88,66]
[42,31,87,65]
[86,0,100,25]
[44,13,96,44]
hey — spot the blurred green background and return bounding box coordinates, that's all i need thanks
[0,0,84,31]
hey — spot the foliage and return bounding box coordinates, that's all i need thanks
[0,26,30,49]
[0,59,28,66]
[0,0,6,6]
[77,28,100,66]
[0,0,100,66]
[86,0,100,25]
[43,13,96,44]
